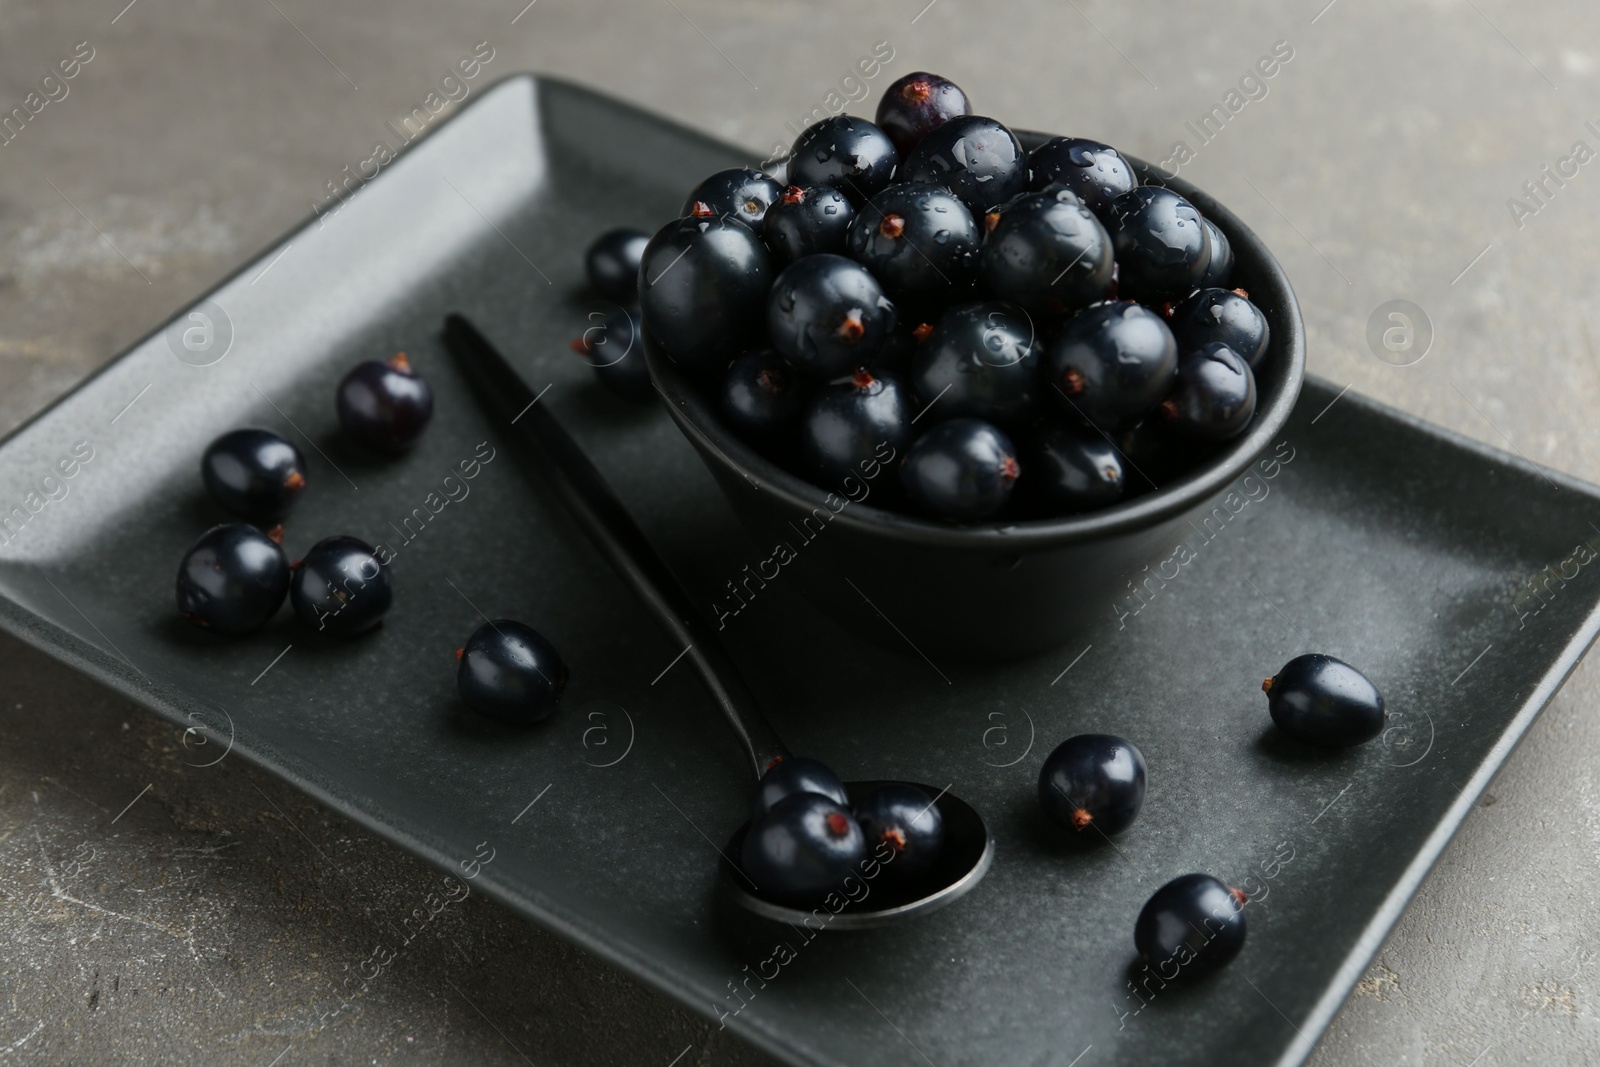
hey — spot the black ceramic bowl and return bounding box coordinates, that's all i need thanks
[645,137,1305,662]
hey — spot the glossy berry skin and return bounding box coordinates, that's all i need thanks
[788,116,899,205]
[1027,423,1126,513]
[456,619,568,724]
[741,792,867,907]
[1170,288,1270,369]
[583,228,650,301]
[901,418,1019,522]
[1263,654,1387,747]
[1198,219,1234,289]
[1028,137,1137,218]
[1135,874,1248,977]
[799,369,911,492]
[681,168,784,228]
[572,307,652,402]
[752,756,849,820]
[639,215,773,373]
[901,115,1028,214]
[176,523,290,635]
[853,783,945,880]
[847,182,980,310]
[337,354,434,452]
[874,71,971,156]
[1038,734,1146,836]
[719,349,808,445]
[1161,343,1257,440]
[767,253,896,379]
[762,184,856,267]
[1047,302,1178,429]
[289,535,392,636]
[201,428,307,523]
[979,188,1114,315]
[1106,186,1214,304]
[910,302,1040,427]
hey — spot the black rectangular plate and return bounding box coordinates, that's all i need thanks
[4,76,1599,1067]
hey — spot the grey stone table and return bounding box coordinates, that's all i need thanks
[2,0,1597,1063]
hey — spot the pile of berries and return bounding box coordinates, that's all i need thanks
[623,71,1270,523]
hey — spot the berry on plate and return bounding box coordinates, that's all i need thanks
[289,535,392,636]
[572,307,652,402]
[201,428,307,523]
[176,522,290,635]
[1135,873,1248,977]
[1038,733,1146,835]
[584,227,650,302]
[337,353,434,453]
[1263,654,1387,747]
[456,619,568,724]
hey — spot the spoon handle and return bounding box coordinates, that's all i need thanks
[444,313,789,779]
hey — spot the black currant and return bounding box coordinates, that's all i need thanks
[909,302,1040,427]
[846,182,980,311]
[1026,423,1126,513]
[456,619,568,724]
[1046,302,1177,429]
[719,348,808,446]
[766,253,896,379]
[584,228,650,302]
[1038,734,1146,835]
[1134,873,1248,977]
[751,756,849,820]
[1263,654,1387,747]
[787,116,899,205]
[337,353,434,453]
[1106,186,1213,304]
[638,214,773,373]
[853,783,945,881]
[1169,288,1270,370]
[762,184,857,267]
[682,168,784,228]
[200,428,307,523]
[741,792,867,907]
[176,523,290,635]
[571,307,652,402]
[289,535,392,636]
[1027,137,1137,218]
[1198,219,1234,289]
[901,115,1028,213]
[979,187,1114,315]
[799,368,911,493]
[1159,343,1257,440]
[874,71,971,157]
[901,418,1019,522]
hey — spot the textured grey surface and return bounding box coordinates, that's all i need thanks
[0,1,1597,1064]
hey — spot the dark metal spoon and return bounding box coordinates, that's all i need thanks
[444,313,992,929]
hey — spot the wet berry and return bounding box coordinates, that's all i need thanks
[752,756,849,820]
[787,116,899,205]
[1027,423,1126,513]
[874,71,971,156]
[584,228,650,302]
[719,348,808,446]
[638,215,773,373]
[1160,343,1257,440]
[1046,302,1178,429]
[1263,654,1387,747]
[572,307,652,401]
[1135,873,1248,977]
[900,418,1019,522]
[909,302,1040,427]
[901,115,1028,213]
[682,168,784,228]
[289,535,392,636]
[1038,734,1146,836]
[762,184,856,267]
[1170,288,1270,370]
[766,253,896,379]
[979,187,1114,315]
[176,523,290,635]
[1198,219,1234,289]
[853,783,945,881]
[846,182,980,311]
[456,619,568,724]
[799,369,911,493]
[741,792,867,907]
[337,353,434,453]
[1106,186,1214,304]
[1027,137,1137,218]
[201,428,307,523]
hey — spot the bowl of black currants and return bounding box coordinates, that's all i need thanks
[634,71,1304,661]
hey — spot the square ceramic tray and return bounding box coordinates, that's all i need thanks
[4,75,1600,1067]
